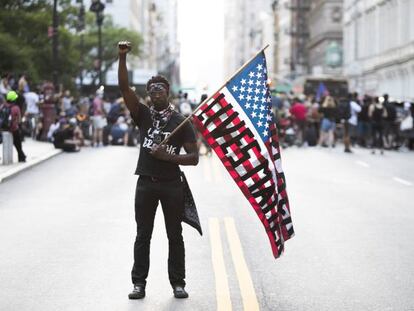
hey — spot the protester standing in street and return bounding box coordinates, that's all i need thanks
[0,91,26,162]
[117,41,199,300]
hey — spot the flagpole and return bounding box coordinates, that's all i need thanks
[158,44,270,146]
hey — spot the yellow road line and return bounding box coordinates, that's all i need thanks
[209,218,232,311]
[224,217,260,311]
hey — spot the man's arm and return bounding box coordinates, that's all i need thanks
[150,142,199,166]
[118,41,140,119]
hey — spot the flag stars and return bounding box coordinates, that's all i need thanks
[255,88,260,94]
[266,114,272,121]
[253,96,259,102]
[248,79,254,86]
[257,64,263,71]
[249,72,255,78]
[261,97,266,104]
[245,103,251,109]
[240,86,246,93]
[246,94,252,101]
[247,87,253,93]
[255,80,261,86]
[232,85,238,92]
[257,121,263,127]
[241,79,246,85]
[258,112,264,119]
[251,111,257,118]
[238,94,245,100]
[252,103,258,110]
[256,72,263,79]
[259,105,266,111]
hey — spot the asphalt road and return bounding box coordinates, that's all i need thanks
[0,145,413,311]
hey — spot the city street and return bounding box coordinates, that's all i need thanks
[0,145,413,311]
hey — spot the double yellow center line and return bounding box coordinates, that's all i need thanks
[209,217,260,311]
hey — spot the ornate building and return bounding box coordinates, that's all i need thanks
[343,0,414,100]
[308,0,343,76]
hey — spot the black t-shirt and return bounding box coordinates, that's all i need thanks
[132,104,197,179]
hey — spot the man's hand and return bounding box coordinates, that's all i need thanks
[118,41,132,55]
[150,144,172,162]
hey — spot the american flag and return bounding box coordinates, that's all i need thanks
[192,51,294,258]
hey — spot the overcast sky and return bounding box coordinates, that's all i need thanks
[177,0,224,97]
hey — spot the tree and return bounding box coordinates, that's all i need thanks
[0,0,142,90]
[79,14,142,86]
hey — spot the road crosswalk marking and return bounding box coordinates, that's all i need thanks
[209,218,232,311]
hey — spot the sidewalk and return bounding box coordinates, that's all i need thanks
[0,138,62,183]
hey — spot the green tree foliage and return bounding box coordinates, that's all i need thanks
[0,0,142,89]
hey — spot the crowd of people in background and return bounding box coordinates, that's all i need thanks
[273,92,414,154]
[1,71,414,161]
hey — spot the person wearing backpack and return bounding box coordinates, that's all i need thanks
[0,91,27,162]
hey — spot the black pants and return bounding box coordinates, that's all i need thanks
[12,130,26,161]
[372,123,384,149]
[131,176,185,287]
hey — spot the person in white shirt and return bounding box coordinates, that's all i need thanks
[348,97,362,146]
[24,91,40,139]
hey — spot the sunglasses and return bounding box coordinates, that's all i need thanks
[148,83,168,94]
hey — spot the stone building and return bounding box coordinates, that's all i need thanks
[308,0,343,76]
[343,0,414,100]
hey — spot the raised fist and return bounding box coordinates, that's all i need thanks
[118,41,132,54]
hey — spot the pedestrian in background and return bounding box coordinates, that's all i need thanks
[91,90,106,147]
[0,91,26,162]
[369,97,387,154]
[24,88,40,139]
[348,93,362,147]
[336,95,352,153]
[382,94,398,150]
[318,96,337,148]
[289,98,307,146]
[357,95,372,147]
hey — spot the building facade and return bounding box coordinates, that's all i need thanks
[343,0,414,100]
[308,0,343,76]
[272,0,311,87]
[223,0,275,80]
[81,0,180,88]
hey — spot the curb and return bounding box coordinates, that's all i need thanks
[0,150,63,183]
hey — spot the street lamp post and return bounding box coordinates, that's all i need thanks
[52,0,59,89]
[90,0,105,86]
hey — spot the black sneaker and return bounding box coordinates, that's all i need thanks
[173,286,189,299]
[128,284,145,299]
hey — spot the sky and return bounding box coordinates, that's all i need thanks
[177,0,224,98]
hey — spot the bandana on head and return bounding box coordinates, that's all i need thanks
[150,103,174,130]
